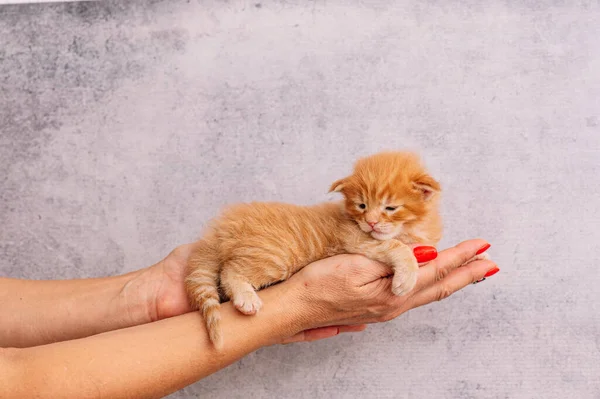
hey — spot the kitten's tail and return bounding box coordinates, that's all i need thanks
[185,237,223,349]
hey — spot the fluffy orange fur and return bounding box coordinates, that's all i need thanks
[185,151,442,348]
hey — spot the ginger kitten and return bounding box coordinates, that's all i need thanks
[186,151,442,348]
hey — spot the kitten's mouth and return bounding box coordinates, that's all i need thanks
[371,228,389,237]
[362,224,384,234]
[359,222,388,236]
[370,230,391,240]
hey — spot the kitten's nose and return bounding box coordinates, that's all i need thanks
[368,221,378,228]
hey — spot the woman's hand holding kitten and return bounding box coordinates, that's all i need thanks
[277,239,496,338]
[131,238,496,348]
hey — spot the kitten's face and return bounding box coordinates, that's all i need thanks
[330,152,440,241]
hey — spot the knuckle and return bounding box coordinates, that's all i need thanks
[446,246,473,269]
[435,285,454,302]
[434,264,450,281]
[457,250,472,267]
[370,304,393,323]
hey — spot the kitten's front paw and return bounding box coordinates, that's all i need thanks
[391,255,419,296]
[233,290,263,315]
[391,269,418,296]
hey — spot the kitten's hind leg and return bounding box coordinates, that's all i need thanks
[220,267,263,315]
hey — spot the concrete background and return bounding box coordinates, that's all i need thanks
[1,1,599,398]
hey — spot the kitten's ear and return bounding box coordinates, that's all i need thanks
[329,178,347,193]
[413,174,441,201]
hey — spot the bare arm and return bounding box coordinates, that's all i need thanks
[0,284,304,399]
[0,240,497,399]
[0,245,194,348]
[0,271,148,348]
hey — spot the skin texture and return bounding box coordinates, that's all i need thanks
[0,270,152,349]
[0,239,497,399]
[0,246,193,349]
[186,151,443,348]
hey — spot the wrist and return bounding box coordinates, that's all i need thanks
[259,279,314,346]
[114,267,156,327]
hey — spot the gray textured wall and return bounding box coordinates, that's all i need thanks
[1,1,599,398]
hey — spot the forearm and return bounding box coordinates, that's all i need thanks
[1,285,304,399]
[0,270,150,348]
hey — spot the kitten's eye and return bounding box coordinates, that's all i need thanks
[385,206,397,211]
[358,204,366,210]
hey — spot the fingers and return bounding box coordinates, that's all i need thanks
[408,259,498,309]
[281,324,368,344]
[414,239,490,292]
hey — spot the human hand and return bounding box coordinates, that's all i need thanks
[280,245,439,344]
[132,244,195,322]
[137,240,493,343]
[282,239,497,337]
[137,243,441,344]
[136,243,437,343]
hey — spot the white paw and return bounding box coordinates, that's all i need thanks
[391,252,419,296]
[391,268,418,296]
[233,291,263,315]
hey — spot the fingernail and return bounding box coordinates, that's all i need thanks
[414,246,437,263]
[484,267,500,278]
[473,277,486,284]
[476,243,491,255]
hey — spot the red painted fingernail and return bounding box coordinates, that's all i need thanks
[476,243,491,255]
[484,267,500,278]
[414,246,437,263]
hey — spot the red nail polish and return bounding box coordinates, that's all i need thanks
[476,243,491,255]
[414,246,437,263]
[484,267,500,278]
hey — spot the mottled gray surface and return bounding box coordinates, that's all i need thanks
[1,1,600,398]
